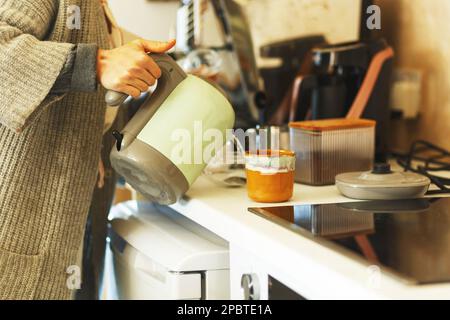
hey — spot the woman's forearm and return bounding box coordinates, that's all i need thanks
[0,0,75,132]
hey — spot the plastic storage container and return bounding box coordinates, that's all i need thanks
[289,119,375,185]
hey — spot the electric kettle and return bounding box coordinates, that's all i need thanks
[106,53,235,205]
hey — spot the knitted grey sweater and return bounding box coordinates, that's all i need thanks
[0,0,110,299]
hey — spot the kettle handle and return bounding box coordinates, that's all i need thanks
[105,91,128,107]
[105,53,187,107]
[106,53,187,152]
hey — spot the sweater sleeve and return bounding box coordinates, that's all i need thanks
[0,0,76,132]
[50,44,99,94]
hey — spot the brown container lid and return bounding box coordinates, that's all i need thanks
[289,118,376,131]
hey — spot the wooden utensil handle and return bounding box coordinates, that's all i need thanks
[346,47,394,120]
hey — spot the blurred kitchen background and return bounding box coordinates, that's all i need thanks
[109,0,450,152]
[102,0,450,301]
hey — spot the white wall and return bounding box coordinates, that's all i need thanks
[246,0,360,56]
[375,0,450,149]
[109,0,360,53]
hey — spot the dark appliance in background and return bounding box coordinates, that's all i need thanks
[260,0,375,123]
[259,35,327,119]
[318,39,393,161]
[271,39,394,161]
[360,0,375,42]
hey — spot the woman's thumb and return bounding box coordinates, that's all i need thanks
[141,39,176,53]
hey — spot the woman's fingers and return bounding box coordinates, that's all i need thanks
[121,85,141,98]
[122,69,156,98]
[128,78,150,93]
[132,67,157,87]
[140,55,162,79]
[97,38,176,97]
[137,39,176,79]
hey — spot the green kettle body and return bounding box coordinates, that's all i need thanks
[108,54,235,205]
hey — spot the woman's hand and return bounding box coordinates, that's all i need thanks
[97,39,176,98]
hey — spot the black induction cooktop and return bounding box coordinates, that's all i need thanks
[249,198,450,285]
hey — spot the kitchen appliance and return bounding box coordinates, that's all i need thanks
[250,197,450,285]
[289,118,376,185]
[108,201,230,300]
[260,35,327,119]
[106,53,235,205]
[182,48,223,78]
[284,39,394,160]
[175,0,265,128]
[336,163,431,200]
[177,0,265,129]
[210,0,265,127]
[175,0,203,53]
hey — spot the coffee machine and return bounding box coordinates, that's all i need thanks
[271,39,394,161]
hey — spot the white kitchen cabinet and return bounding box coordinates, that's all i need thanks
[230,243,269,300]
[229,243,306,300]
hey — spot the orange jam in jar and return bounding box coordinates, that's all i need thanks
[245,150,296,203]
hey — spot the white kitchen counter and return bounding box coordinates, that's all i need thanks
[171,176,450,300]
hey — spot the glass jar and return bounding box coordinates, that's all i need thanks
[245,150,296,203]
